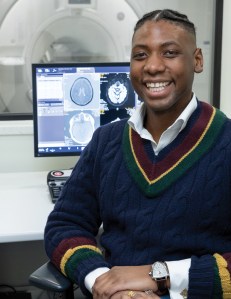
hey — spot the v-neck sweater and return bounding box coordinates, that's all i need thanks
[45,101,231,298]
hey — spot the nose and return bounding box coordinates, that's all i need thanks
[143,53,166,74]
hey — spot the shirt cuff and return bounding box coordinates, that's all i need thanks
[84,267,110,293]
[166,258,191,299]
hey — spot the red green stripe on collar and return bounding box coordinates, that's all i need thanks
[123,102,226,197]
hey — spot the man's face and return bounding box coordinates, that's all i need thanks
[130,20,203,114]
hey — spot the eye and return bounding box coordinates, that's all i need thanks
[132,51,147,60]
[163,50,180,58]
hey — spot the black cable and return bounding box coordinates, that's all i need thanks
[0,285,16,293]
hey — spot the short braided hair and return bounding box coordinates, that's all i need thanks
[134,9,196,37]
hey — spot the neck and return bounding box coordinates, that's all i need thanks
[144,103,190,142]
[144,112,175,143]
[143,94,194,142]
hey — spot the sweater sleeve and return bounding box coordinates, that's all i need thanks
[187,253,231,298]
[44,127,111,296]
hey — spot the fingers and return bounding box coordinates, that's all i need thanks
[92,265,155,299]
[92,272,119,298]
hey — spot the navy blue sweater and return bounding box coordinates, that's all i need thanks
[45,101,231,298]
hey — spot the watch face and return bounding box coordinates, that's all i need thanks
[152,262,168,278]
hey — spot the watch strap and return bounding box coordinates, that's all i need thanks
[156,278,168,295]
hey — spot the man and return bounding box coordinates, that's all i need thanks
[45,9,231,299]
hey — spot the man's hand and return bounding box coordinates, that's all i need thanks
[92,265,158,299]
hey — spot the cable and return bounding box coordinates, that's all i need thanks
[0,284,17,293]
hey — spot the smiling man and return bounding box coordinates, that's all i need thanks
[130,11,203,144]
[44,9,231,299]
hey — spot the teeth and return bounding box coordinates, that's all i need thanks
[146,82,169,88]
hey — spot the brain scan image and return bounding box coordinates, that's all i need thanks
[69,112,95,145]
[70,77,93,106]
[107,76,129,106]
[100,108,132,126]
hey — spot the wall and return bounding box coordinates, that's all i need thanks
[0,120,78,173]
[0,241,48,295]
[220,0,231,117]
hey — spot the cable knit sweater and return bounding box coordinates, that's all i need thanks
[45,101,231,298]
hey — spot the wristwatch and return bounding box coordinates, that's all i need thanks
[149,261,169,294]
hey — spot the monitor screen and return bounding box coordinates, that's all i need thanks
[32,62,139,157]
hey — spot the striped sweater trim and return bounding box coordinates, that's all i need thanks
[223,253,231,273]
[51,236,103,277]
[123,102,226,197]
[213,259,223,299]
[61,245,102,275]
[214,253,231,298]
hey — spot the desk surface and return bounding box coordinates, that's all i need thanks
[0,171,54,243]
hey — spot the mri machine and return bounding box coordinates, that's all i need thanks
[0,0,217,114]
[0,0,142,113]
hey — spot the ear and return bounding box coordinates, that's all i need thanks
[194,48,203,73]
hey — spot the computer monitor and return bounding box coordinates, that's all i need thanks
[32,62,139,157]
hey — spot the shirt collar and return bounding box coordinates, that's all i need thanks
[128,93,198,135]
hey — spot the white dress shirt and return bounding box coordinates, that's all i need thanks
[85,94,198,298]
[128,93,197,156]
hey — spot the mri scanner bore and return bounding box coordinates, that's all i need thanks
[0,0,139,114]
[0,0,216,116]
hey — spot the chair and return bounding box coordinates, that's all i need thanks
[29,261,76,299]
[30,228,104,298]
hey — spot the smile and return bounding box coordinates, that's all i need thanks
[146,82,170,92]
